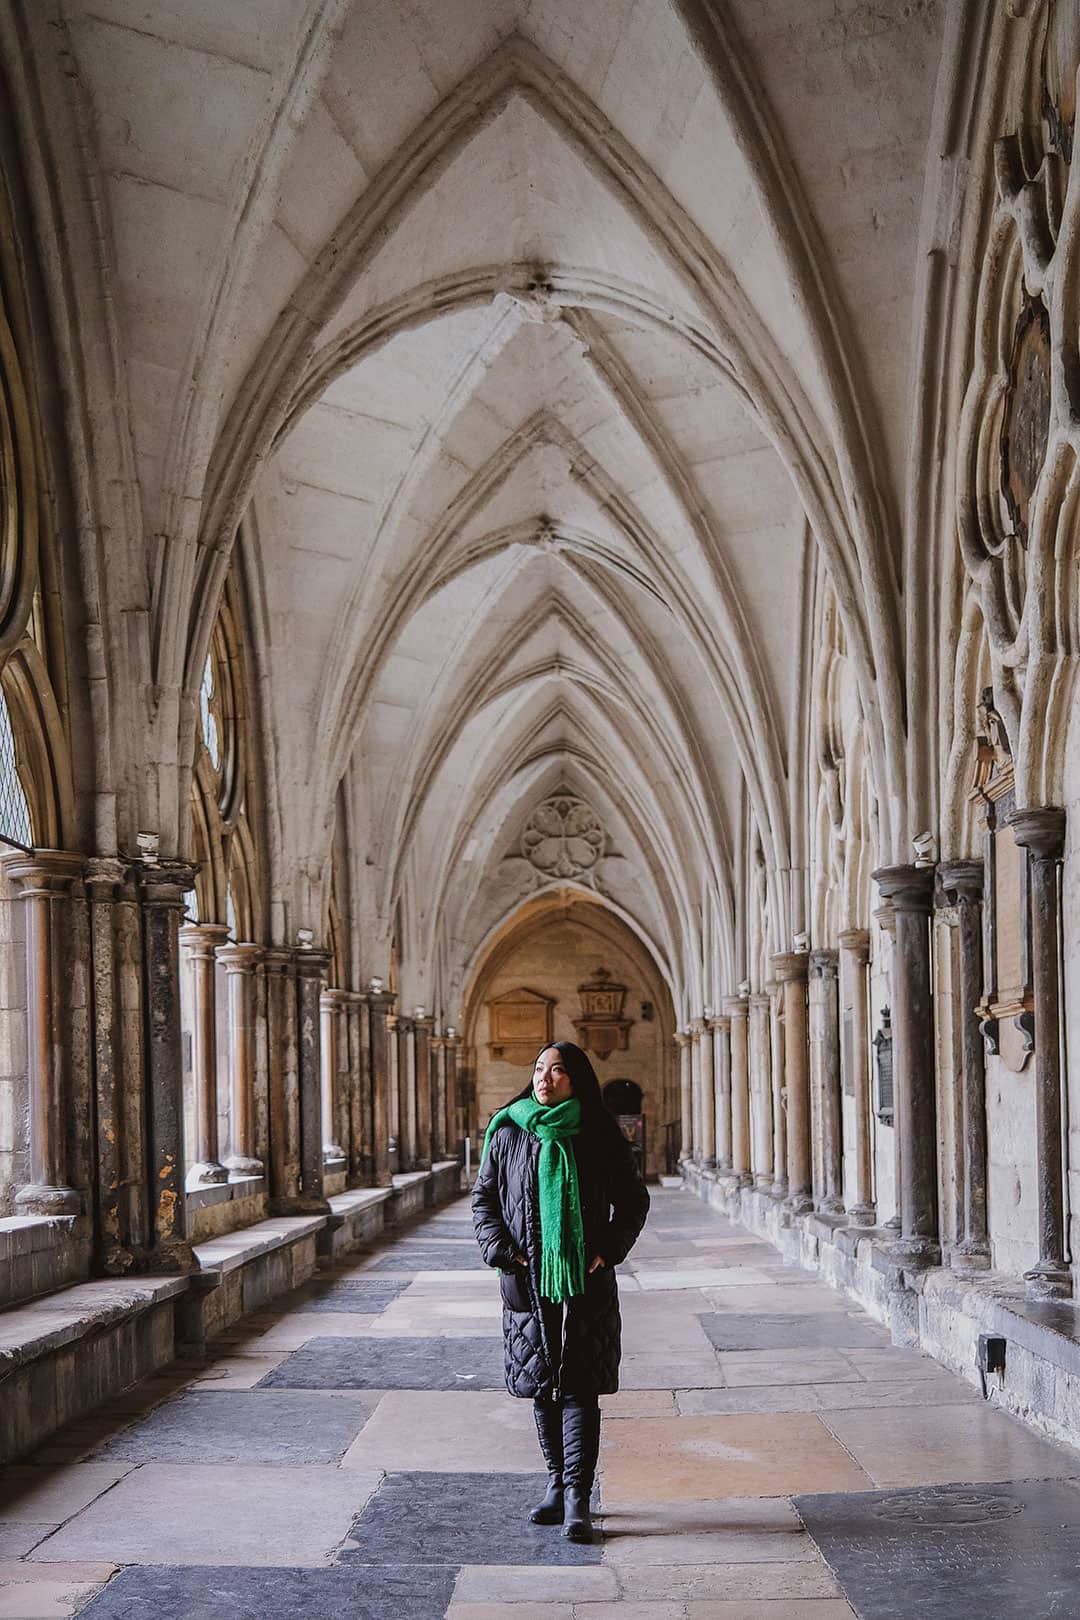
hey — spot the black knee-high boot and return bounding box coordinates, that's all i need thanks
[530,1397,564,1524]
[561,1396,601,1542]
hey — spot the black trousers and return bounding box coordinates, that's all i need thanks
[532,1394,601,1493]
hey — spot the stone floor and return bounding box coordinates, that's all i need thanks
[2,1190,1080,1617]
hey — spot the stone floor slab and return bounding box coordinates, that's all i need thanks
[0,1528,52,1556]
[634,1268,777,1291]
[699,1312,887,1352]
[675,1379,976,1416]
[0,1578,110,1619]
[618,1355,724,1390]
[257,1334,506,1390]
[0,1468,134,1525]
[795,1478,1080,1619]
[91,1391,374,1465]
[683,1603,857,1619]
[821,1402,1080,1487]
[76,1563,458,1619]
[599,1496,818,1567]
[717,1351,861,1388]
[339,1472,603,1566]
[612,1561,839,1600]
[702,1285,851,1315]
[600,1414,871,1503]
[601,1390,677,1418]
[364,1245,485,1270]
[294,1279,411,1314]
[189,1354,290,1390]
[29,1464,382,1566]
[452,1563,618,1600]
[341,1390,538,1473]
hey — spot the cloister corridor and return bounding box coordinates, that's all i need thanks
[4,1187,1079,1620]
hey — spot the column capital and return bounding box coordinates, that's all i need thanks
[84,855,132,901]
[937,859,984,903]
[319,985,351,1009]
[771,951,809,984]
[708,1013,731,1031]
[396,1014,416,1035]
[261,945,295,977]
[689,1018,705,1039]
[411,1011,435,1032]
[179,921,231,960]
[368,989,397,1013]
[1009,806,1066,861]
[872,864,936,911]
[838,927,871,961]
[0,847,85,895]
[293,946,332,980]
[216,942,264,974]
[673,1029,691,1048]
[748,993,771,1012]
[133,859,198,906]
[722,994,749,1019]
[808,948,839,980]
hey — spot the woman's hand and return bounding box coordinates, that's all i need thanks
[514,1255,527,1267]
[588,1255,606,1273]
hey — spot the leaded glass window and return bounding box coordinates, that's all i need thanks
[199,654,221,773]
[0,684,32,849]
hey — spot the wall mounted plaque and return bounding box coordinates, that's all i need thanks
[486,987,554,1063]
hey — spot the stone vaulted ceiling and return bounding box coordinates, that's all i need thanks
[24,0,947,1015]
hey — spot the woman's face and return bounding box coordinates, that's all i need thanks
[532,1046,574,1106]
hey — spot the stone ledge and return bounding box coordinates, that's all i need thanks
[0,1275,185,1463]
[191,1215,328,1288]
[0,1214,91,1309]
[319,1188,393,1261]
[178,1214,326,1351]
[186,1174,266,1213]
[0,1275,188,1374]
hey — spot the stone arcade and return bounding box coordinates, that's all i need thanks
[5,3,1080,1617]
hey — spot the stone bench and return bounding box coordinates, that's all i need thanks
[318,1188,393,1262]
[0,1274,187,1464]
[177,1215,327,1349]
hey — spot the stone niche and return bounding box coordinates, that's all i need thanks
[485,987,554,1063]
[971,690,1034,1072]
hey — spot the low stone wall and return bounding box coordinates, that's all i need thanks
[0,1216,92,1309]
[682,1162,1080,1451]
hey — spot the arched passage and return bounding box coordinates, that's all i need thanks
[460,888,676,1178]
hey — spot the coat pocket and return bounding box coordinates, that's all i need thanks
[499,1266,532,1313]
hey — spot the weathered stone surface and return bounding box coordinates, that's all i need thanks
[795,1479,1080,1619]
[259,1334,506,1391]
[91,1391,374,1464]
[698,1312,887,1352]
[339,1473,603,1566]
[76,1564,457,1619]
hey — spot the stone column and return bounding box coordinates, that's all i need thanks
[320,987,348,1165]
[134,860,198,1268]
[217,943,263,1177]
[368,989,395,1187]
[713,1014,732,1170]
[839,928,875,1225]
[397,1015,416,1169]
[444,1029,463,1157]
[809,950,843,1214]
[3,851,85,1216]
[873,897,901,1229]
[695,1016,716,1168]
[1009,809,1071,1299]
[295,947,331,1210]
[675,1030,692,1162]
[413,1012,434,1168]
[178,922,231,1186]
[773,952,811,1213]
[768,981,787,1199]
[938,862,989,1271]
[748,993,773,1189]
[431,1034,447,1162]
[346,992,369,1184]
[872,866,939,1266]
[263,948,300,1208]
[724,995,751,1185]
[85,858,139,1267]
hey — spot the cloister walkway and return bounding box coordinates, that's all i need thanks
[2,1190,1079,1619]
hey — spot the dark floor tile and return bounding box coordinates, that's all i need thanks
[339,1472,603,1565]
[699,1311,886,1351]
[78,1563,458,1619]
[90,1391,374,1464]
[796,1478,1080,1620]
[300,1280,411,1314]
[258,1336,505,1391]
[365,1245,484,1271]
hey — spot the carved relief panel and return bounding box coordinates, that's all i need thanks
[971,690,1034,1071]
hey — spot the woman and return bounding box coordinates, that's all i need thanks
[471,1041,650,1542]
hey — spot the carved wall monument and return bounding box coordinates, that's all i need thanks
[572,966,633,1060]
[485,987,555,1063]
[970,690,1033,1072]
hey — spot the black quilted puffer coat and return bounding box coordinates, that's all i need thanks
[472,1051,650,1400]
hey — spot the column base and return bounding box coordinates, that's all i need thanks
[224,1155,264,1178]
[269,1194,333,1217]
[1024,1260,1073,1301]
[847,1202,877,1227]
[785,1191,813,1216]
[131,1239,198,1275]
[950,1239,991,1273]
[817,1194,845,1216]
[887,1235,941,1269]
[753,1173,772,1190]
[882,1214,902,1231]
[770,1179,788,1201]
[699,1156,716,1170]
[15,1182,81,1217]
[189,1161,229,1187]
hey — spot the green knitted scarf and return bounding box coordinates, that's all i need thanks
[482,1094,585,1304]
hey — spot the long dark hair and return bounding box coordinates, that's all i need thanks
[512,1040,623,1145]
